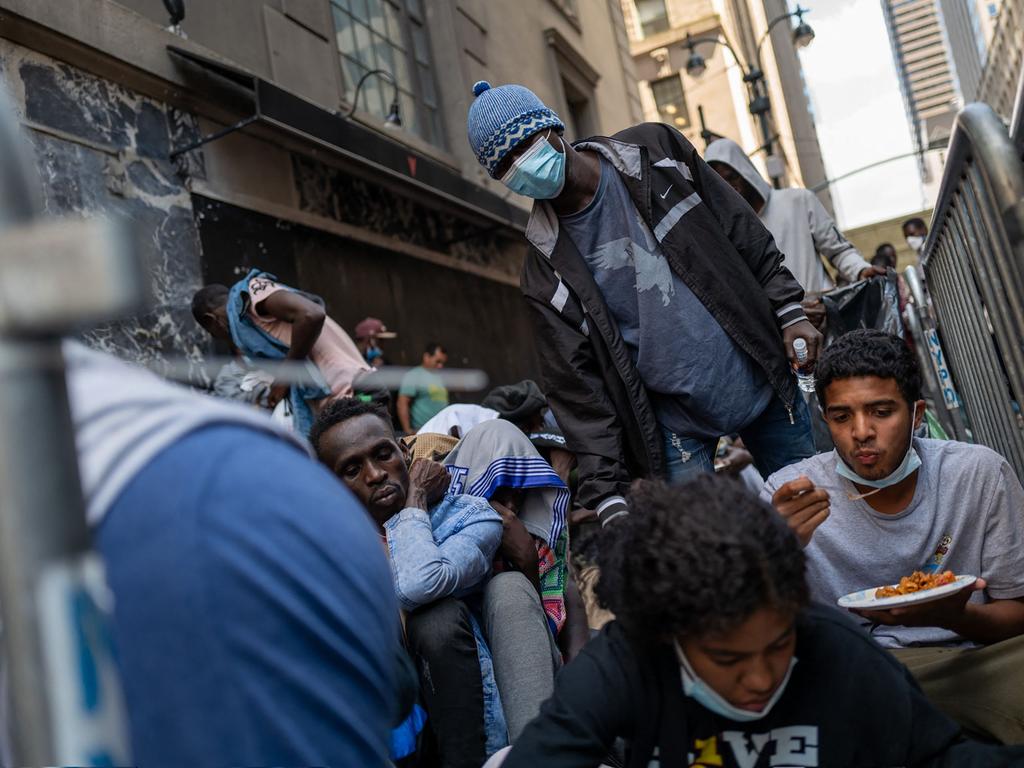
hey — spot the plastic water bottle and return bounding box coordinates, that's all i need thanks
[793,338,816,393]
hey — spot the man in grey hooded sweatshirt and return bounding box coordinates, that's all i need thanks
[705,138,882,297]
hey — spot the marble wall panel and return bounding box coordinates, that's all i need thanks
[0,39,209,380]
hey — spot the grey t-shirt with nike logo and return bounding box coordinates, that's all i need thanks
[763,438,1024,648]
[560,156,773,440]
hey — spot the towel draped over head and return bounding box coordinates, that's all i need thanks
[227,269,331,436]
[444,420,567,548]
[444,419,569,635]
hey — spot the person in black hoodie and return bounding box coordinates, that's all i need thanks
[497,475,1024,768]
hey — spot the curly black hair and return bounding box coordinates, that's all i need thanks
[596,474,808,640]
[309,397,391,458]
[814,329,921,407]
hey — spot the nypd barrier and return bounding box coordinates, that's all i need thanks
[917,85,1024,481]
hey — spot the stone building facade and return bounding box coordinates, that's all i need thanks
[977,0,1023,122]
[0,0,642,387]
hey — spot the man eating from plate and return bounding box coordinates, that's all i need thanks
[763,329,1024,745]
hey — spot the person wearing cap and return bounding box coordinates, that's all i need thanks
[483,380,577,487]
[466,81,818,527]
[354,316,397,366]
[482,380,549,433]
[68,344,401,766]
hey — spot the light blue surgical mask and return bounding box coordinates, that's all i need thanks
[835,403,921,492]
[500,131,566,200]
[675,641,797,722]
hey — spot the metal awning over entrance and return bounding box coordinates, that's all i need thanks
[167,45,528,232]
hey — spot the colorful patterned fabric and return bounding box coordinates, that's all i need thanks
[537,529,569,635]
[490,529,568,637]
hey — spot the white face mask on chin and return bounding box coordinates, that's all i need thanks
[835,403,921,497]
[675,641,797,722]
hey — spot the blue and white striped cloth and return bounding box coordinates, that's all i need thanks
[444,420,568,548]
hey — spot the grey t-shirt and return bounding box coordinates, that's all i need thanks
[762,438,1024,649]
[560,157,773,439]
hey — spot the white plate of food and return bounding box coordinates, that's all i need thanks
[837,571,977,610]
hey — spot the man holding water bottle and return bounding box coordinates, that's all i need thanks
[465,82,818,526]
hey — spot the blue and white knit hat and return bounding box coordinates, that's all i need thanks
[467,81,564,177]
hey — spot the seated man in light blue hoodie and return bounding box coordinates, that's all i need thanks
[310,398,502,611]
[311,399,504,768]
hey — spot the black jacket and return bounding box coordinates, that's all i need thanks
[520,124,807,522]
[502,606,1024,768]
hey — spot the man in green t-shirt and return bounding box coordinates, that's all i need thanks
[398,342,449,433]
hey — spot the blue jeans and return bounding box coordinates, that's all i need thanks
[662,394,815,484]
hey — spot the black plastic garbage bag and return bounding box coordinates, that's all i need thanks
[822,271,904,346]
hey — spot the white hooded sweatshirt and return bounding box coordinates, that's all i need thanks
[705,139,870,295]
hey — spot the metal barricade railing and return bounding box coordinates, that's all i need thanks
[0,87,139,762]
[901,266,968,441]
[920,99,1024,480]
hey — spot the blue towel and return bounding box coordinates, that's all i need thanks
[389,704,428,760]
[227,269,331,436]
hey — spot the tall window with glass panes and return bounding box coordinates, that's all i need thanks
[633,0,670,38]
[330,0,444,147]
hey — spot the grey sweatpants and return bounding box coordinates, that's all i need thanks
[481,571,562,741]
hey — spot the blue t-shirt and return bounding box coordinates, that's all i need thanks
[560,157,773,439]
[96,426,399,767]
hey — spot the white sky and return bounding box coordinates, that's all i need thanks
[795,0,929,229]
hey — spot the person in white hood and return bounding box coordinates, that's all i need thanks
[705,139,882,296]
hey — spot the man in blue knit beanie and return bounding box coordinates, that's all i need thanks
[466,80,819,528]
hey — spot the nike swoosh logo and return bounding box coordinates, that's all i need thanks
[660,185,673,199]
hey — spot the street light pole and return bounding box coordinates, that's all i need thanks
[685,32,778,184]
[744,72,777,186]
[751,6,814,187]
[684,7,814,188]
